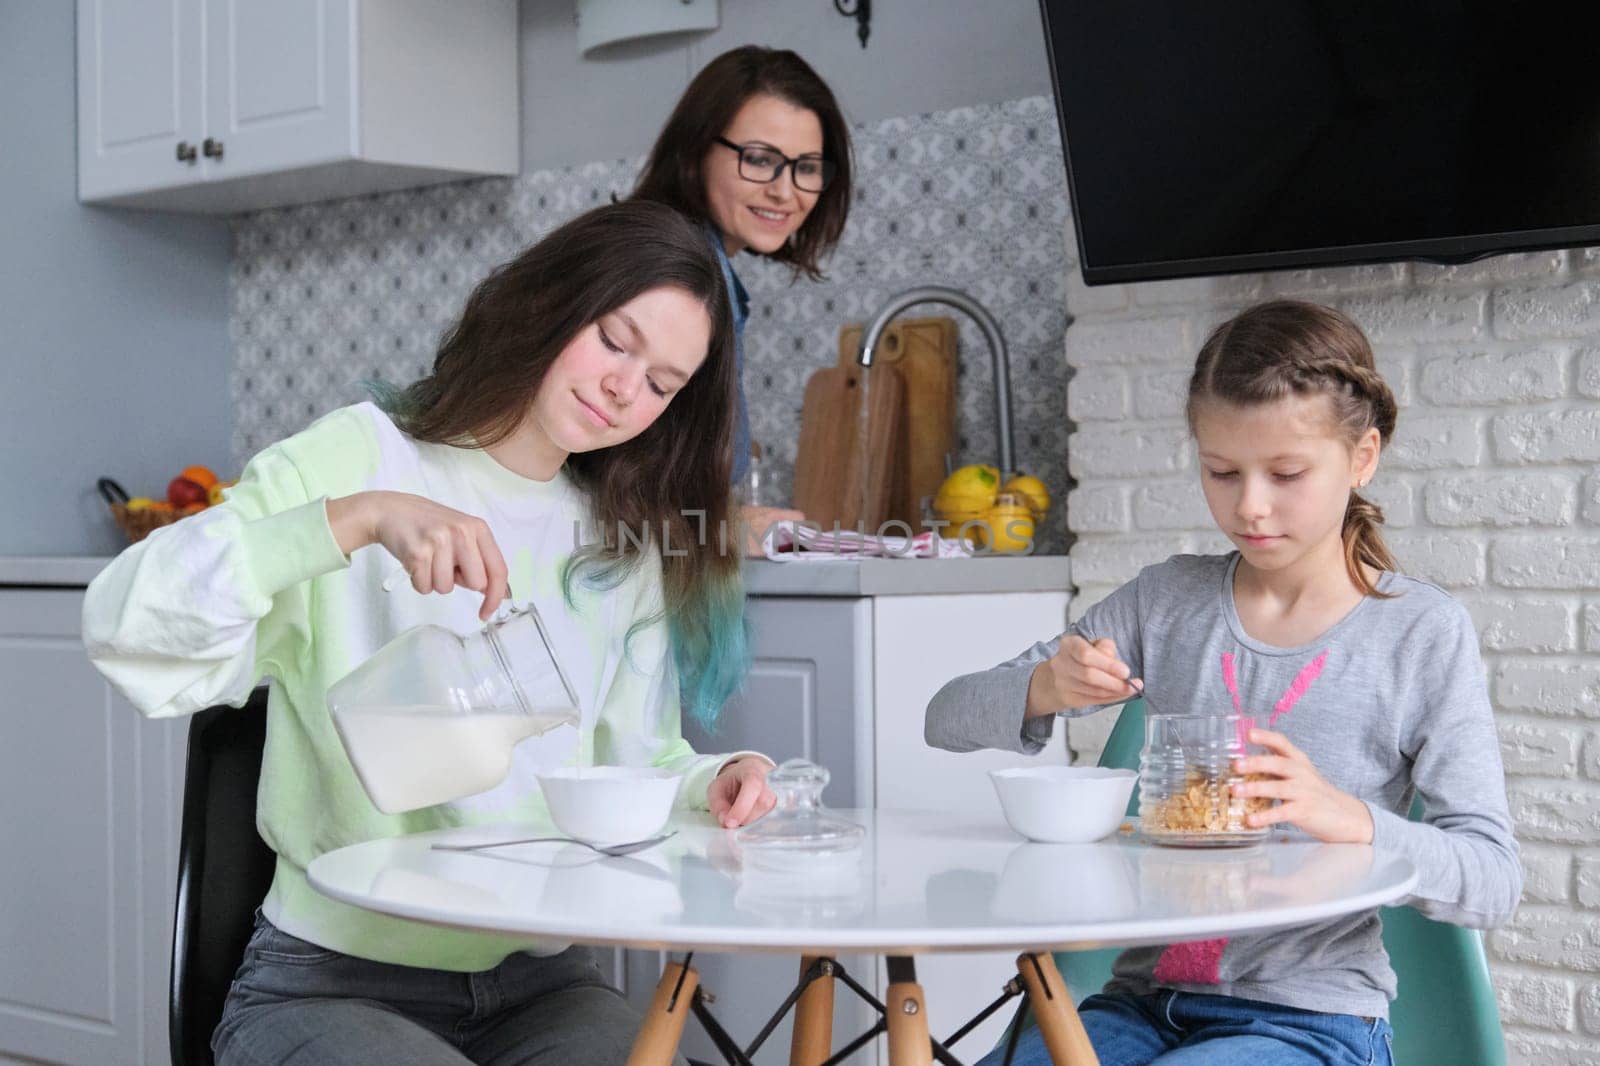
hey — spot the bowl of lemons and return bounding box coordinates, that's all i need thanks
[932,464,1051,553]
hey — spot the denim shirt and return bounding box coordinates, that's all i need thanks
[706,225,751,486]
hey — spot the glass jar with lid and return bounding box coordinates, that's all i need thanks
[735,758,864,871]
[327,601,581,814]
[1138,714,1271,847]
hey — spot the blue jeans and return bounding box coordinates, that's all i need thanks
[214,911,684,1065]
[978,990,1394,1066]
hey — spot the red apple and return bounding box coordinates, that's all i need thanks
[167,476,208,508]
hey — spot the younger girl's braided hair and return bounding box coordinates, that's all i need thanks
[1186,299,1399,598]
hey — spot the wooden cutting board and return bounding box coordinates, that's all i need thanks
[793,361,907,530]
[837,316,958,527]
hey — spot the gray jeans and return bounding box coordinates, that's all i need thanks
[215,911,686,1066]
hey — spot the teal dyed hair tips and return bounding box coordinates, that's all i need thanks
[562,555,749,732]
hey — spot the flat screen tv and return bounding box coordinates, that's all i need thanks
[1038,2,1600,284]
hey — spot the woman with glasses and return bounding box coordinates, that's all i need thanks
[632,45,854,549]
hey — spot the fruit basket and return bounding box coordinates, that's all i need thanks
[97,466,231,544]
[98,478,180,543]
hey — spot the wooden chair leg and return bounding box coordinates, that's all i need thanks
[628,961,699,1066]
[884,957,932,1066]
[789,955,836,1066]
[1015,952,1099,1065]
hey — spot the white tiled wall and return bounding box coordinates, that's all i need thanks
[1060,230,1600,1064]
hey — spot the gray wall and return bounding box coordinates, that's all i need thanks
[520,0,1053,170]
[1,2,233,557]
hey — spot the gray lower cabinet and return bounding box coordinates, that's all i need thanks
[617,595,878,1065]
[0,586,184,1066]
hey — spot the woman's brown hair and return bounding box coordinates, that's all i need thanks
[631,45,853,280]
[377,200,747,725]
[1186,299,1399,598]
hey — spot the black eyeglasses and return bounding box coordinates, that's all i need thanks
[715,137,836,193]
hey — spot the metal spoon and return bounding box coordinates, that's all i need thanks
[1100,677,1145,708]
[431,831,675,858]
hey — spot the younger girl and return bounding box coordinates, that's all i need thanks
[85,201,775,1066]
[926,300,1520,1066]
[633,44,853,540]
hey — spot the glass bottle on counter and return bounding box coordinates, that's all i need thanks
[743,441,768,507]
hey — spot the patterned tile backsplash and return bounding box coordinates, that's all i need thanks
[232,96,1073,551]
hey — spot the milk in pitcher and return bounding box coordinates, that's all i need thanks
[333,705,576,814]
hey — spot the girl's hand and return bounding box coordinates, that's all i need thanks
[708,755,777,828]
[328,491,510,621]
[741,505,806,556]
[1025,635,1142,718]
[1234,729,1375,844]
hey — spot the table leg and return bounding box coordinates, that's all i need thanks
[789,955,835,1066]
[884,956,932,1066]
[1014,952,1098,1066]
[627,960,699,1066]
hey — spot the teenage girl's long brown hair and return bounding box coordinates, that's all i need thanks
[631,45,853,280]
[1186,300,1399,598]
[378,201,747,725]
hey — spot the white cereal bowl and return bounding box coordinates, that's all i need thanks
[537,767,683,845]
[989,766,1138,844]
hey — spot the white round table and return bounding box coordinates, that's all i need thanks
[308,809,1417,1066]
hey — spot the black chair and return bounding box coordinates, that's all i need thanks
[170,688,276,1066]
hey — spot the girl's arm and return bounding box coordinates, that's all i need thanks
[1370,602,1523,929]
[924,572,1144,755]
[82,410,371,718]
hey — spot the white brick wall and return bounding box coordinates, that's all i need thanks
[1060,221,1600,1064]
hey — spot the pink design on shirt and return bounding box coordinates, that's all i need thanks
[1270,651,1327,726]
[1219,650,1329,742]
[1220,653,1242,714]
[1153,938,1228,985]
[1221,653,1253,746]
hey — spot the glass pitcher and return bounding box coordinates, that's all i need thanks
[327,602,581,814]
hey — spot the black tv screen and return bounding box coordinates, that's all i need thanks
[1039,1,1600,284]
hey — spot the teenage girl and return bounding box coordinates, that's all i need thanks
[85,201,775,1066]
[927,299,1521,1066]
[633,45,854,546]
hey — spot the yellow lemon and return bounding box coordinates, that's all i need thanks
[938,463,1001,501]
[1001,474,1051,518]
[934,463,1002,532]
[933,495,991,527]
[979,492,1035,553]
[125,497,154,512]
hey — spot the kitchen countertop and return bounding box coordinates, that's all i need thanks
[742,554,1071,596]
[0,556,114,587]
[0,554,1075,598]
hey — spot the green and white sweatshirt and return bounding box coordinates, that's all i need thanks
[84,402,746,971]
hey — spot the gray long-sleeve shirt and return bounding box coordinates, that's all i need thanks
[925,553,1521,1020]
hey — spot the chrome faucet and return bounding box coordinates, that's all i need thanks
[856,286,1015,479]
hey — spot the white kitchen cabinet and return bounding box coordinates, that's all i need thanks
[77,0,519,214]
[0,580,185,1066]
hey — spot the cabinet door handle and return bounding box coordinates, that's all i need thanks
[202,137,224,160]
[176,141,198,164]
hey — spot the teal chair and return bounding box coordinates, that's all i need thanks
[1042,700,1506,1065]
